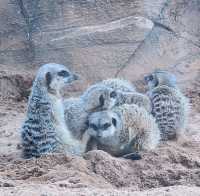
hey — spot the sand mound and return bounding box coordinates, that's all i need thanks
[0,65,33,101]
[1,185,200,196]
[186,71,200,113]
[0,133,200,195]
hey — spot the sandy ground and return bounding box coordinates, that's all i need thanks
[0,66,200,195]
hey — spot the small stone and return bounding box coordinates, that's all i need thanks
[2,182,14,187]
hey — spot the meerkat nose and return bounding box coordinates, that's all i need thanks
[97,133,101,138]
[73,74,79,80]
[96,130,102,137]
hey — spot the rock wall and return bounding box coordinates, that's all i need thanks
[0,0,200,90]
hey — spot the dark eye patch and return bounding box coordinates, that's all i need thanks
[90,123,98,131]
[46,72,52,88]
[149,75,154,81]
[99,95,105,107]
[144,74,154,83]
[110,91,117,98]
[148,75,154,81]
[58,70,70,77]
[103,123,111,130]
[112,118,117,127]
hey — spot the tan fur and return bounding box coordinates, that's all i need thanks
[115,104,160,150]
[86,104,160,156]
[100,78,136,92]
[116,91,151,112]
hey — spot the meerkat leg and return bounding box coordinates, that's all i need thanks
[122,140,142,160]
[117,136,142,160]
[122,152,142,160]
[85,137,98,152]
[176,128,189,146]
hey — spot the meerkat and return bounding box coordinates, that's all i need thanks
[63,84,118,152]
[86,104,160,159]
[144,69,189,140]
[99,78,136,92]
[114,91,152,112]
[98,78,151,112]
[21,63,82,158]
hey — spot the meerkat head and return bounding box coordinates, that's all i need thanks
[81,84,118,112]
[144,69,177,89]
[86,111,121,139]
[36,63,78,95]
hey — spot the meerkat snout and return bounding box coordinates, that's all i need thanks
[45,66,79,95]
[87,111,118,138]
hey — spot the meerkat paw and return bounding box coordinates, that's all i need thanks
[122,152,142,160]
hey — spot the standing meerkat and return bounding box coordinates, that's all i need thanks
[144,69,189,140]
[21,63,81,158]
[86,104,160,158]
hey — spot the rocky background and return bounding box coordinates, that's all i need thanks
[1,0,200,91]
[0,0,200,195]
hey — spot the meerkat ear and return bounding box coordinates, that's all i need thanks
[46,72,52,88]
[112,118,117,127]
[99,94,105,107]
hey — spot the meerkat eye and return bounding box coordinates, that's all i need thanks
[90,123,98,131]
[110,91,117,98]
[112,118,117,127]
[145,75,154,82]
[85,120,89,128]
[149,75,154,81]
[46,72,52,87]
[58,70,70,77]
[103,123,111,130]
[99,94,105,107]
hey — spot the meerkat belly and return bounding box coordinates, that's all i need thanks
[52,98,87,154]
